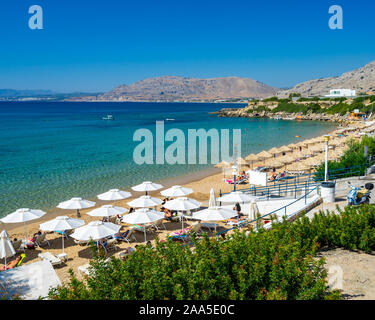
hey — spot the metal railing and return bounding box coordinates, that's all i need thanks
[216,185,320,237]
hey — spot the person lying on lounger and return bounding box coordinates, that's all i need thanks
[2,255,23,270]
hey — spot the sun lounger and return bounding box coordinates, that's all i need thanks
[152,219,166,231]
[11,239,25,253]
[74,239,90,246]
[201,223,219,231]
[115,229,137,243]
[38,252,62,267]
[34,233,50,248]
[78,264,91,276]
[168,226,192,242]
[55,230,70,239]
[1,253,26,271]
[226,218,248,227]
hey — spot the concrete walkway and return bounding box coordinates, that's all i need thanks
[306,174,375,220]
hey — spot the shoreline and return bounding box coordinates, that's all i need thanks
[1,122,339,234]
[3,120,368,283]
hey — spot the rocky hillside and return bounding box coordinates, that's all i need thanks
[100,76,278,101]
[277,60,375,98]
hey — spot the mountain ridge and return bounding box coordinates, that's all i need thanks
[100,76,279,101]
[277,60,375,98]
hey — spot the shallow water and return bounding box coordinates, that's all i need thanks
[0,101,336,216]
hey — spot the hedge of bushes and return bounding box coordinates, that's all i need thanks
[48,201,375,300]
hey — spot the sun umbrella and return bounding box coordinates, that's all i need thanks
[122,208,164,242]
[279,155,295,164]
[245,154,259,168]
[268,147,280,156]
[131,181,163,195]
[217,191,255,203]
[257,150,273,159]
[127,195,162,208]
[97,189,132,205]
[0,208,46,242]
[161,185,193,198]
[87,205,128,218]
[57,197,95,218]
[40,216,84,254]
[192,206,238,232]
[208,188,217,208]
[163,197,201,229]
[70,221,120,242]
[278,145,292,153]
[214,160,231,168]
[264,159,284,168]
[0,230,16,269]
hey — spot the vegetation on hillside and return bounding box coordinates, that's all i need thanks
[315,136,375,179]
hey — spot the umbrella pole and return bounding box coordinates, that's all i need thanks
[76,209,81,218]
[144,228,146,242]
[24,222,27,244]
[62,234,65,254]
[4,257,7,270]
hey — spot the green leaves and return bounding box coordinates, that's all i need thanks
[49,204,375,300]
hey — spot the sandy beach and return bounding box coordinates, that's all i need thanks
[0,119,367,284]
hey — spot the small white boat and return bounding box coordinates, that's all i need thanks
[102,115,114,120]
[166,118,175,121]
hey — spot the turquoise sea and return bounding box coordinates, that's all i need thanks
[0,102,336,217]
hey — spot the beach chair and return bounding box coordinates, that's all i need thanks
[168,226,192,242]
[152,218,167,231]
[190,222,202,235]
[11,239,25,253]
[115,229,136,243]
[74,239,90,246]
[38,252,62,267]
[78,263,91,276]
[34,233,50,248]
[1,253,26,271]
[201,223,219,232]
[55,230,69,239]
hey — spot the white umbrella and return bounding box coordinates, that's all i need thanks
[87,205,128,218]
[192,206,238,232]
[131,181,163,195]
[249,200,260,221]
[0,208,46,242]
[127,195,162,208]
[160,185,193,197]
[40,216,84,254]
[122,208,164,242]
[163,197,201,229]
[57,197,95,218]
[208,188,217,208]
[70,221,120,242]
[97,189,132,205]
[0,230,16,269]
[217,191,255,203]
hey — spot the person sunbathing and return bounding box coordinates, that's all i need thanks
[269,171,277,181]
[2,255,22,270]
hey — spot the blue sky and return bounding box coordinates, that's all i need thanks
[0,0,374,92]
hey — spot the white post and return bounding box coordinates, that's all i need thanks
[324,135,330,181]
[62,234,65,254]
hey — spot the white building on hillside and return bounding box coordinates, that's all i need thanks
[325,89,356,98]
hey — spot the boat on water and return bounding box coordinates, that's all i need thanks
[166,118,175,121]
[102,115,114,120]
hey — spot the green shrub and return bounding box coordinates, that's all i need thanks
[49,203,375,300]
